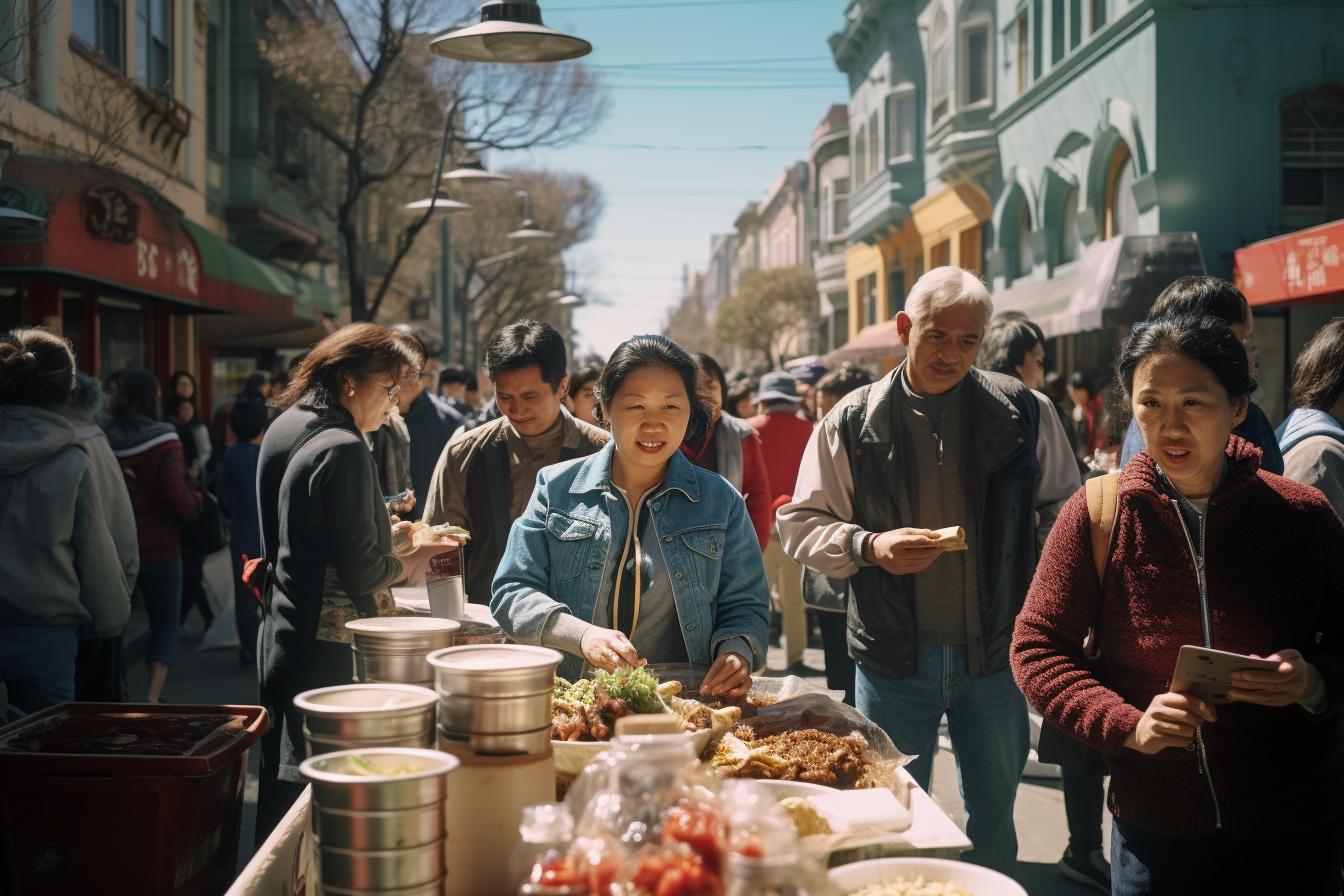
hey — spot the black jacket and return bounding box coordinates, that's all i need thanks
[839,367,1044,679]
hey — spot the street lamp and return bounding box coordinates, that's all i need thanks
[557,294,585,308]
[430,0,592,64]
[507,190,554,242]
[404,191,473,213]
[442,159,511,185]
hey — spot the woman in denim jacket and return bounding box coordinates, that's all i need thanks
[492,335,770,697]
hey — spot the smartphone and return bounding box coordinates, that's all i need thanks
[1171,645,1283,704]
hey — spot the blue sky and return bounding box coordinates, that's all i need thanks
[496,0,850,359]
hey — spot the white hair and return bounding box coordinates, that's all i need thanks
[903,266,993,329]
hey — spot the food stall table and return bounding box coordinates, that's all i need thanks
[826,767,971,865]
[226,785,314,895]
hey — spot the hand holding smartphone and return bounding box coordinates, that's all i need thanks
[1171,645,1284,704]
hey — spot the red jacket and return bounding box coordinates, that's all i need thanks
[1012,437,1344,839]
[680,421,772,550]
[747,409,813,503]
[114,428,203,563]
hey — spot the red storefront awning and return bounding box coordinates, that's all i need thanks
[1234,219,1344,307]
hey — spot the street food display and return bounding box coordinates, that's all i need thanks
[710,728,895,791]
[551,667,741,742]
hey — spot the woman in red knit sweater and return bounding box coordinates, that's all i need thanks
[1012,316,1344,894]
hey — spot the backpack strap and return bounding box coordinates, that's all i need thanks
[1084,471,1121,585]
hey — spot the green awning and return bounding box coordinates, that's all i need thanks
[185,220,296,316]
[294,273,342,315]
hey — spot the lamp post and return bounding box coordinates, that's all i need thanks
[430,0,591,64]
[507,191,555,242]
[436,160,511,364]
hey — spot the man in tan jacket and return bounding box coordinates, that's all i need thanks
[423,320,608,604]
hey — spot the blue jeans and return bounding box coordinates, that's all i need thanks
[137,558,183,667]
[1112,811,1344,895]
[0,622,80,717]
[857,646,1029,875]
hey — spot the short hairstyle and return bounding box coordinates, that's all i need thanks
[1116,314,1256,403]
[230,397,270,443]
[0,327,75,409]
[116,368,162,421]
[692,353,728,401]
[1148,275,1249,328]
[484,320,567,392]
[439,366,469,388]
[594,335,710,443]
[1067,370,1093,397]
[724,378,757,417]
[904,266,993,329]
[1289,317,1344,412]
[276,322,421,409]
[568,364,603,399]
[465,376,479,392]
[978,319,1042,378]
[815,364,873,397]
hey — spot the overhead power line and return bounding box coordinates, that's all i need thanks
[549,0,810,10]
[583,142,807,150]
[593,55,833,68]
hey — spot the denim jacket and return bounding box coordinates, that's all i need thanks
[491,441,770,681]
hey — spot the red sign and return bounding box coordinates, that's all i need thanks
[0,160,201,304]
[1234,219,1344,307]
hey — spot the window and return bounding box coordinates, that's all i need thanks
[854,124,867,186]
[964,26,990,105]
[1069,0,1082,48]
[1051,0,1065,64]
[930,239,951,269]
[1032,0,1043,81]
[1090,0,1105,34]
[1105,143,1138,239]
[1059,186,1082,263]
[868,112,880,179]
[1015,15,1029,94]
[73,0,124,69]
[887,92,916,161]
[833,177,850,237]
[859,273,878,326]
[930,7,951,122]
[888,250,906,317]
[1281,85,1344,228]
[206,26,220,153]
[1016,204,1034,277]
[136,0,172,92]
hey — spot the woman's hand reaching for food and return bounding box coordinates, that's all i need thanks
[581,627,642,672]
[1124,691,1217,754]
[1228,650,1322,707]
[701,651,751,699]
[397,532,462,585]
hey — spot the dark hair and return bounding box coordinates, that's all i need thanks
[276,322,422,409]
[439,366,468,388]
[243,371,270,400]
[1148,276,1249,328]
[692,353,728,401]
[115,368,161,420]
[0,328,75,409]
[1289,317,1344,412]
[724,378,757,418]
[593,335,710,443]
[390,324,442,359]
[816,364,873,397]
[978,319,1042,379]
[465,376,479,392]
[66,370,104,420]
[484,320,568,392]
[229,397,270,443]
[1067,370,1093,398]
[1116,314,1256,403]
[567,364,603,399]
[166,393,199,426]
[168,370,196,398]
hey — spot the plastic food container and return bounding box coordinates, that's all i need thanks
[295,684,438,758]
[348,617,461,686]
[438,691,552,734]
[828,857,1029,896]
[0,702,267,896]
[428,644,562,698]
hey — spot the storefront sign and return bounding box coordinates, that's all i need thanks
[1235,220,1344,306]
[84,185,139,244]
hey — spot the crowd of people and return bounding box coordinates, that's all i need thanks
[3,265,1344,892]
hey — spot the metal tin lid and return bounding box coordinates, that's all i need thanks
[426,644,562,673]
[294,684,438,717]
[300,747,460,785]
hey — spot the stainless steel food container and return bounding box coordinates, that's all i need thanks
[427,644,562,698]
[437,724,552,756]
[438,692,552,734]
[314,802,445,850]
[300,748,459,811]
[317,841,444,890]
[295,683,438,741]
[318,880,443,896]
[346,618,459,686]
[304,728,434,758]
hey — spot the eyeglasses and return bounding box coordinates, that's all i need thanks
[386,382,401,402]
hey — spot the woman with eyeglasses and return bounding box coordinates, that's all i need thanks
[253,323,459,844]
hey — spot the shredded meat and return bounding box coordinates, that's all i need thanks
[715,728,881,789]
[550,683,635,742]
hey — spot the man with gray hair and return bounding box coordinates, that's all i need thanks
[778,266,1079,874]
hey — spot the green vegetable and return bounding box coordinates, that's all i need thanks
[552,667,663,715]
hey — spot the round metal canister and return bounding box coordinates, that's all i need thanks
[436,724,552,756]
[347,617,460,686]
[300,747,459,812]
[316,840,444,890]
[437,692,552,734]
[313,802,445,850]
[427,644,562,699]
[295,683,438,743]
[317,880,444,896]
[304,728,434,758]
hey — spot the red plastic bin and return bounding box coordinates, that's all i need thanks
[0,702,267,896]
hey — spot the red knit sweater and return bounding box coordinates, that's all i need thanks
[118,438,203,562]
[1012,436,1344,839]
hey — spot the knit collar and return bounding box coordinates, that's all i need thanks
[1120,434,1264,506]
